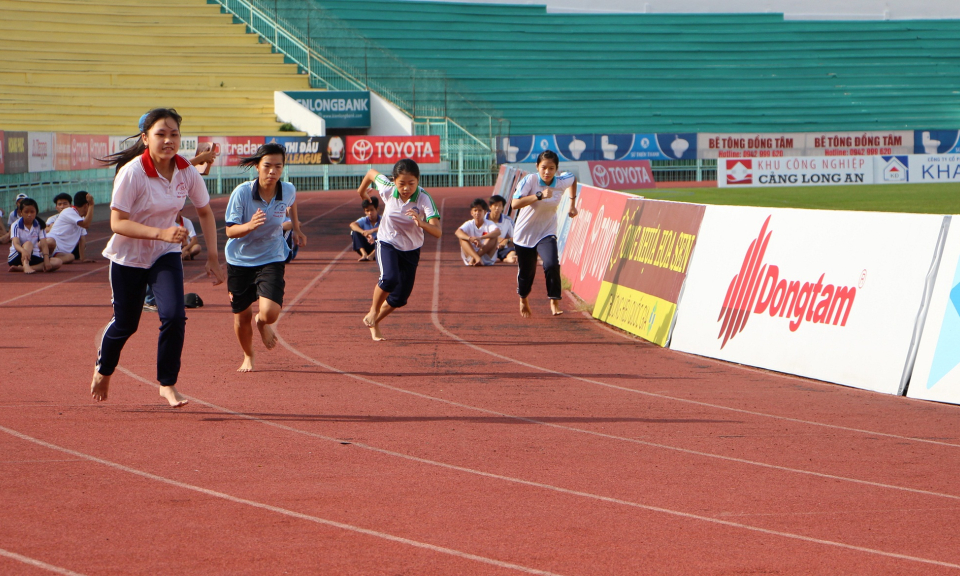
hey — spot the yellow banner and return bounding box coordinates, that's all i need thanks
[592,281,677,346]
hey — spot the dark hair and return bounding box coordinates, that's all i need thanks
[536,150,560,167]
[238,143,285,169]
[101,108,183,173]
[488,194,506,207]
[392,158,420,179]
[361,199,378,210]
[73,190,89,207]
[18,198,44,228]
[53,193,72,205]
[470,198,490,211]
[369,196,379,209]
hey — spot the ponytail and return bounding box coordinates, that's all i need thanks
[100,108,183,174]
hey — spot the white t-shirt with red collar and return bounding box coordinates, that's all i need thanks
[102,151,210,269]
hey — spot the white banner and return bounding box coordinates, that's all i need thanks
[719,156,875,187]
[700,131,913,159]
[907,154,960,183]
[670,205,945,394]
[908,218,960,404]
[27,131,56,173]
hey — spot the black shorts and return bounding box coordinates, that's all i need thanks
[8,253,43,267]
[497,244,515,261]
[227,262,285,314]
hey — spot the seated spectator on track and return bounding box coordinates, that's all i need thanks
[486,194,517,264]
[45,193,74,232]
[5,193,29,243]
[7,198,62,274]
[349,198,380,261]
[177,209,201,261]
[47,191,95,264]
[456,198,500,267]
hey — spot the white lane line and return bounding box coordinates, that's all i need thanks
[0,265,109,307]
[0,425,564,576]
[113,366,960,571]
[430,208,960,450]
[0,547,86,576]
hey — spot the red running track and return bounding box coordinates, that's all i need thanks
[1,187,960,575]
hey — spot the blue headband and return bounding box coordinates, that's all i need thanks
[138,113,149,133]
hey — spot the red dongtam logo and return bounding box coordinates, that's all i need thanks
[726,159,752,185]
[717,216,857,348]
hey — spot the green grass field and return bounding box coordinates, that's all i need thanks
[637,182,960,214]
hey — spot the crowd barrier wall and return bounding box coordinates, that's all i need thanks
[668,206,946,395]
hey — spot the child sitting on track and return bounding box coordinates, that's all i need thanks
[8,198,62,274]
[45,193,73,232]
[46,191,95,264]
[456,198,500,266]
[486,194,516,264]
[177,209,201,260]
[358,159,441,341]
[349,198,380,261]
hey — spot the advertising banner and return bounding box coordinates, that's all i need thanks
[914,130,960,155]
[4,131,27,174]
[70,135,92,171]
[594,133,697,161]
[906,154,960,183]
[0,130,4,174]
[179,136,198,158]
[345,135,440,164]
[700,131,912,159]
[56,133,72,171]
[268,136,347,165]
[670,206,945,394]
[499,134,597,164]
[199,136,265,167]
[559,185,633,304]
[28,132,56,173]
[908,219,960,404]
[109,136,137,156]
[89,135,108,170]
[284,90,371,129]
[719,156,875,187]
[593,199,706,346]
[587,160,655,191]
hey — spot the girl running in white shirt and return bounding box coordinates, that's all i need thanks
[92,108,226,407]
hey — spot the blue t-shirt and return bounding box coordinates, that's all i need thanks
[225,180,296,266]
[353,215,379,241]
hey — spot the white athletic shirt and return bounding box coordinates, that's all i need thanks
[458,219,500,266]
[512,172,575,248]
[8,217,45,258]
[47,207,85,254]
[485,212,514,242]
[103,152,210,269]
[374,174,439,252]
[179,216,197,240]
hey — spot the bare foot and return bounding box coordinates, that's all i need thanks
[550,299,564,316]
[520,298,532,318]
[238,355,254,372]
[256,315,277,350]
[358,255,368,261]
[159,385,189,408]
[91,370,111,402]
[369,323,386,341]
[23,266,36,274]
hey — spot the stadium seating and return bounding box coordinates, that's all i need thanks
[285,0,960,134]
[0,0,310,135]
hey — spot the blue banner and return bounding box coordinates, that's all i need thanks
[914,130,960,155]
[498,133,698,164]
[285,91,371,129]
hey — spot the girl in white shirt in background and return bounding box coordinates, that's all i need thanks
[511,150,578,317]
[92,108,225,408]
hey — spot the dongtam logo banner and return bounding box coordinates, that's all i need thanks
[670,205,945,394]
[345,136,440,164]
[593,199,706,346]
[498,134,597,163]
[28,131,56,173]
[914,130,960,155]
[908,222,960,405]
[594,133,696,161]
[587,160,655,191]
[719,156,874,187]
[4,131,27,174]
[269,136,347,165]
[284,90,371,129]
[558,185,633,304]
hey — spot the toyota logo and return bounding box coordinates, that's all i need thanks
[592,164,609,188]
[352,139,373,162]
